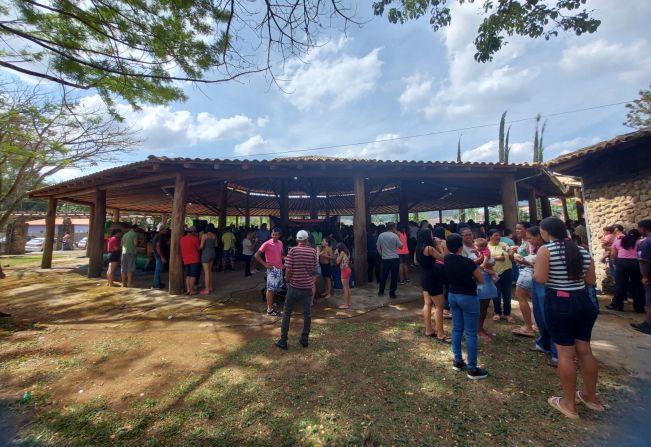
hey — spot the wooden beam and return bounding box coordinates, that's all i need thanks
[244,192,251,227]
[399,181,409,229]
[560,196,569,222]
[540,196,552,219]
[528,189,539,224]
[501,174,518,232]
[353,175,368,287]
[169,172,187,295]
[310,182,318,219]
[113,208,120,223]
[279,179,288,234]
[40,197,57,269]
[483,206,489,224]
[88,189,106,278]
[438,210,443,223]
[574,187,584,220]
[86,203,95,258]
[52,172,177,198]
[219,182,228,229]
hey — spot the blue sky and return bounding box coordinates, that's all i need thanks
[7,0,650,181]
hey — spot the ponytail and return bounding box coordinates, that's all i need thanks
[540,217,584,280]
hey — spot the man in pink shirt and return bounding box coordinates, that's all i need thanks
[255,227,284,316]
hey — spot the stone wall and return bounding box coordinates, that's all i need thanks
[584,168,651,291]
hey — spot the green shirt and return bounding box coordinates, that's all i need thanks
[121,229,139,255]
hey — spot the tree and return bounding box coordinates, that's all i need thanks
[456,134,462,162]
[373,0,601,63]
[532,113,547,163]
[498,111,511,163]
[0,82,139,228]
[0,0,358,111]
[624,83,651,129]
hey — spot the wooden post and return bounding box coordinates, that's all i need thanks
[574,187,584,220]
[219,181,227,229]
[438,210,443,224]
[540,196,552,218]
[528,189,539,224]
[86,203,95,258]
[88,189,106,278]
[560,196,570,222]
[113,208,120,223]
[483,206,490,225]
[169,171,187,295]
[244,192,251,227]
[399,181,409,229]
[160,213,168,227]
[325,193,330,219]
[353,175,368,286]
[500,174,518,233]
[41,197,57,269]
[310,182,318,220]
[279,180,289,234]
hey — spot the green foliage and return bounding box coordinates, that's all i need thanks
[504,124,511,164]
[532,114,547,163]
[624,83,651,129]
[456,134,462,162]
[498,110,506,162]
[0,81,138,227]
[0,0,356,110]
[372,0,601,62]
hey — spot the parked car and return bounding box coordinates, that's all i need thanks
[76,237,88,249]
[25,237,45,252]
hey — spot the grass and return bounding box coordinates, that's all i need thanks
[2,318,629,447]
[0,254,65,267]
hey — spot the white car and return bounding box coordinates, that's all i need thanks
[76,237,87,249]
[25,238,45,252]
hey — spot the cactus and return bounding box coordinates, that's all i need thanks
[457,134,462,162]
[532,114,548,163]
[504,125,511,164]
[498,110,507,162]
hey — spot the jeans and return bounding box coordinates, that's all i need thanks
[613,258,645,311]
[493,268,513,316]
[531,280,558,360]
[367,253,381,283]
[153,256,164,287]
[379,258,400,295]
[243,254,252,277]
[449,293,480,369]
[280,286,312,344]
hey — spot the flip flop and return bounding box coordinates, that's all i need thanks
[547,396,579,420]
[423,332,437,338]
[436,336,452,344]
[512,327,535,337]
[506,316,516,324]
[492,315,502,321]
[337,305,351,309]
[576,391,605,412]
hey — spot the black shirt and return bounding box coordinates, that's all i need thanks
[443,254,478,296]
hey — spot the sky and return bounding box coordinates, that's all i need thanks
[4,0,651,183]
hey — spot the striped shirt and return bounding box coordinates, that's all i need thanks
[546,240,592,291]
[285,245,317,289]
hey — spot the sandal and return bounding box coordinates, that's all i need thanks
[547,396,579,419]
[436,336,452,344]
[423,332,437,338]
[576,391,605,412]
[337,305,351,309]
[506,316,516,324]
[492,314,502,322]
[512,327,535,337]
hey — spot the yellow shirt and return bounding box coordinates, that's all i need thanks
[222,231,236,251]
[488,242,512,275]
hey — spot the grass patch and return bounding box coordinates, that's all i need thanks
[5,318,628,446]
[0,254,65,267]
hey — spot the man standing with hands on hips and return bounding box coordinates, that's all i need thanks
[277,230,317,350]
[256,227,284,316]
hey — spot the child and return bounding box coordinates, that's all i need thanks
[444,234,488,380]
[336,243,352,309]
[475,238,499,282]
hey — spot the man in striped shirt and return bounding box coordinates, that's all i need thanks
[277,230,317,350]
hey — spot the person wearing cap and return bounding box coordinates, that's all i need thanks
[277,230,317,349]
[151,226,169,289]
[179,226,201,295]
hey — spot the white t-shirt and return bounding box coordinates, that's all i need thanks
[242,238,254,256]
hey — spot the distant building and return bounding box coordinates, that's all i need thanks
[26,217,89,242]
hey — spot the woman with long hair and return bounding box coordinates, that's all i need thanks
[416,228,449,342]
[608,228,644,312]
[199,224,217,294]
[534,217,601,419]
[511,227,539,337]
[397,223,410,284]
[336,242,352,309]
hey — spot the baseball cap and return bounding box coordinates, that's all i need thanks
[296,230,309,241]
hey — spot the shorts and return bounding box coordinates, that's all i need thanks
[108,251,121,263]
[515,267,533,290]
[121,253,136,273]
[266,267,284,292]
[399,254,410,264]
[320,262,332,278]
[222,249,235,264]
[544,288,598,346]
[341,266,352,280]
[421,274,443,296]
[184,263,201,278]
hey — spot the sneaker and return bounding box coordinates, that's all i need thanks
[299,339,309,348]
[631,321,651,335]
[275,340,288,350]
[267,308,281,317]
[531,343,550,354]
[452,359,467,371]
[467,367,488,380]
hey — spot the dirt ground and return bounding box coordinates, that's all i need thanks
[1,251,650,446]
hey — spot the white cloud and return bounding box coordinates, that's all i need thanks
[461,139,533,163]
[234,135,269,156]
[281,38,383,111]
[399,73,432,110]
[545,136,601,158]
[336,134,408,160]
[256,115,270,128]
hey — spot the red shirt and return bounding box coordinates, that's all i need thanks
[285,245,317,289]
[179,234,200,265]
[107,236,120,252]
